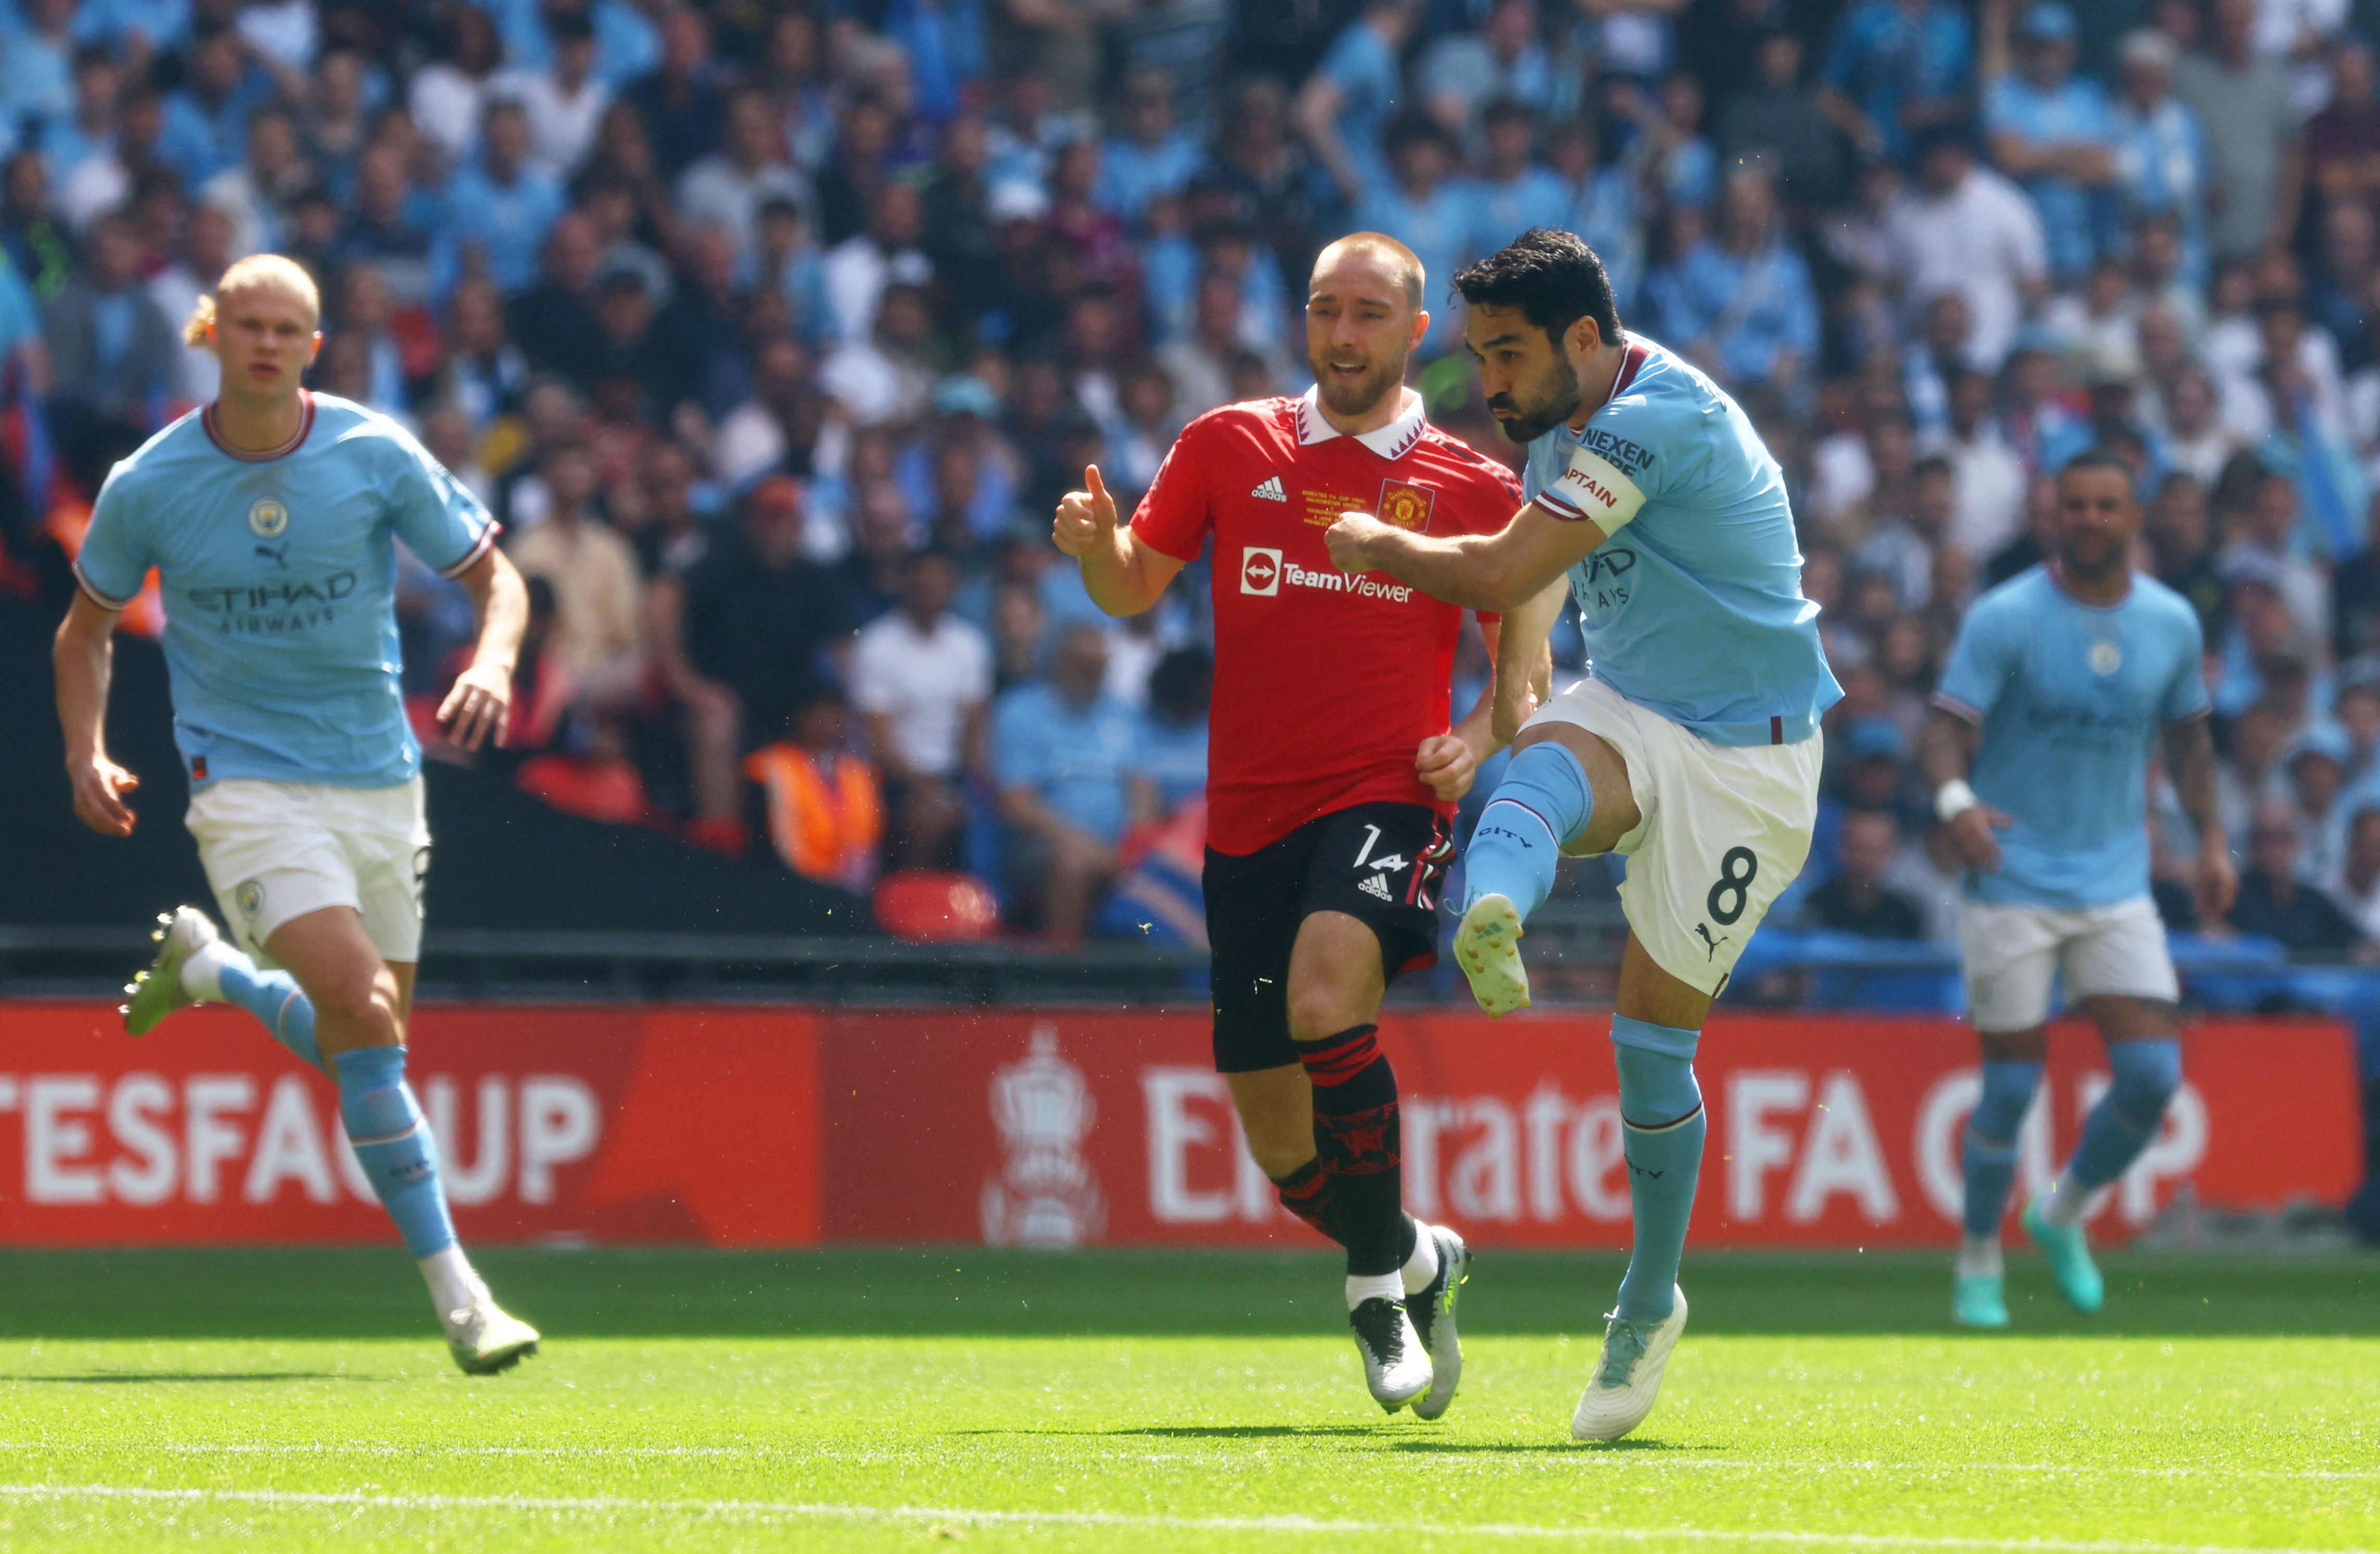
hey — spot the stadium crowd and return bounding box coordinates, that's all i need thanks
[6,0,2380,951]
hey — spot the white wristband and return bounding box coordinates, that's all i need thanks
[1935,779,1979,824]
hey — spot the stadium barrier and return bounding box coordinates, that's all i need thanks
[0,1003,2357,1250]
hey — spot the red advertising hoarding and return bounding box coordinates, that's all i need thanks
[0,1003,2357,1248]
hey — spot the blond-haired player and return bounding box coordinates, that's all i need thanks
[53,254,542,1373]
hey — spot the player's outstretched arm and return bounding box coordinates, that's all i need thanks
[53,591,139,837]
[1918,704,2012,873]
[439,548,529,753]
[1054,464,1183,617]
[1325,499,1598,615]
[2161,714,2237,924]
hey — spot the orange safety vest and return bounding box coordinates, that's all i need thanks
[744,743,885,890]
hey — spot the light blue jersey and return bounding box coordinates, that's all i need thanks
[73,391,500,792]
[1933,565,2209,910]
[1524,334,1840,744]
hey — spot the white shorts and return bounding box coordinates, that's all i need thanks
[185,778,431,966]
[1958,894,2179,1033]
[1523,675,1822,994]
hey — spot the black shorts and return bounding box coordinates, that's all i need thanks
[1205,801,1454,1074]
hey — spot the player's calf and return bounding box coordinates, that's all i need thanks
[1954,1056,2041,1328]
[336,1043,538,1370]
[2026,1037,2179,1315]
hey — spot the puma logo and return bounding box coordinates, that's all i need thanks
[1694,923,1728,959]
[254,541,288,567]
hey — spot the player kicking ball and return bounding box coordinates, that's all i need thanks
[52,254,542,1375]
[1054,234,1534,1415]
[1920,450,2233,1329]
[1324,227,1840,1442]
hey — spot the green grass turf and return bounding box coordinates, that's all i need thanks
[0,1248,2374,1552]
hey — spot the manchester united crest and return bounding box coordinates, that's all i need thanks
[1378,478,1436,533]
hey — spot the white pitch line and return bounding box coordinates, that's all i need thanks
[0,1482,2367,1554]
[0,1442,2370,1483]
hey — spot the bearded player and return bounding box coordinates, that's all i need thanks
[1053,233,1531,1416]
[53,254,541,1374]
[1325,228,1841,1441]
[1921,450,2231,1330]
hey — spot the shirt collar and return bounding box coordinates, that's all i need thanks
[1296,384,1428,461]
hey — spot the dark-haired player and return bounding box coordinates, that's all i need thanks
[1325,227,1840,1440]
[1053,233,1532,1417]
[1920,450,2232,1330]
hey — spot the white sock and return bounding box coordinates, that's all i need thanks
[1399,1224,1441,1296]
[1346,1271,1403,1310]
[2037,1173,2089,1228]
[1955,1236,2002,1280]
[181,940,237,1002]
[419,1246,485,1322]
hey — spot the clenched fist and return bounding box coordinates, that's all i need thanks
[1054,464,1118,558]
[1324,511,1394,574]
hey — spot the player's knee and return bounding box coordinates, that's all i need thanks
[307,970,394,1037]
[2107,1039,2182,1126]
[1285,982,1364,1045]
[1242,1122,1313,1180]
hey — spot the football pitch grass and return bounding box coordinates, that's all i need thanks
[0,1248,2374,1552]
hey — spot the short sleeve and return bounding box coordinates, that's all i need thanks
[74,464,152,609]
[1535,398,1668,532]
[2160,609,2212,723]
[1128,416,1216,562]
[1319,27,1379,96]
[1932,600,2014,723]
[383,422,500,577]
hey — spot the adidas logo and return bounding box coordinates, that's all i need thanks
[1357,872,1394,902]
[1251,475,1288,502]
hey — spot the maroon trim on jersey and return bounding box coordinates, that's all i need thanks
[1929,690,1984,725]
[437,520,503,579]
[1770,714,1784,745]
[1293,386,1429,461]
[202,390,315,462]
[1611,340,1650,399]
[71,559,132,611]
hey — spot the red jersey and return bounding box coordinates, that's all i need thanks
[1131,389,1525,856]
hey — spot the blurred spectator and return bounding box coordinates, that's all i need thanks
[2285,721,2355,881]
[498,12,612,181]
[1295,0,1420,205]
[1354,117,1468,355]
[2228,802,2368,953]
[1643,166,1815,392]
[1418,0,1554,140]
[1984,3,2116,285]
[852,548,994,868]
[2171,0,2302,265]
[1137,644,1211,814]
[2323,802,2380,942]
[1803,808,1927,939]
[1095,70,1201,228]
[992,622,1156,943]
[1714,27,1852,213]
[653,476,851,851]
[1469,98,1570,259]
[677,89,811,275]
[41,211,175,473]
[744,685,884,891]
[1820,0,1974,166]
[1886,128,2048,370]
[506,439,644,707]
[430,99,566,300]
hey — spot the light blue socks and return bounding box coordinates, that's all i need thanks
[213,955,323,1071]
[1961,1059,2043,1238]
[1610,1015,1705,1325]
[1463,742,1594,920]
[2066,1039,2182,1192]
[334,1046,458,1258]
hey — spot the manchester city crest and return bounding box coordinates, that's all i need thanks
[248,497,289,538]
[234,879,264,920]
[2089,641,2122,676]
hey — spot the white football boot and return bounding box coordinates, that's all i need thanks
[447,1300,541,1375]
[1572,1286,1688,1442]
[123,906,219,1036]
[1452,893,1531,1016]
[1406,1224,1470,1421]
[1348,1297,1432,1413]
